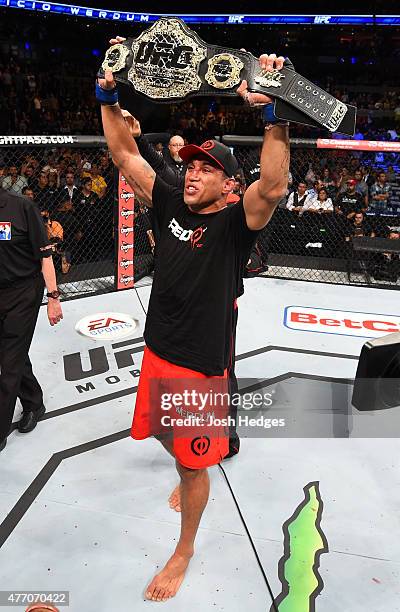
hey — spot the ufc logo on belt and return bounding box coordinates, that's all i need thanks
[135,42,193,69]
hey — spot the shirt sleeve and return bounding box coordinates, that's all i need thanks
[25,201,52,259]
[286,193,294,210]
[151,175,183,231]
[370,184,378,197]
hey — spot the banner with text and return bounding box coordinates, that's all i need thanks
[116,172,135,290]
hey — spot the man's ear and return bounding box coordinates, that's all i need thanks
[222,177,235,194]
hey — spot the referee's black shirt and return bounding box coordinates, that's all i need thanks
[0,188,52,288]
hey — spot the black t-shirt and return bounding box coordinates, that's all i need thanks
[346,220,373,238]
[35,185,52,210]
[336,192,364,216]
[0,188,51,287]
[144,177,259,375]
[74,190,100,231]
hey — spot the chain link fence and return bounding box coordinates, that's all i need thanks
[223,136,400,288]
[1,135,399,300]
[0,136,154,300]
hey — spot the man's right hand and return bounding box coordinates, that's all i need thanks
[109,36,126,46]
[97,69,116,91]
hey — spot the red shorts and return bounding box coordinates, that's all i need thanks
[131,346,230,469]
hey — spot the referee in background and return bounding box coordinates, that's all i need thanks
[0,187,63,453]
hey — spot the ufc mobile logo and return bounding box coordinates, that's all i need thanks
[284,306,400,338]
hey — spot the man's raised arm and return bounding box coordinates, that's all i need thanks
[243,123,289,230]
[239,54,290,231]
[98,70,156,206]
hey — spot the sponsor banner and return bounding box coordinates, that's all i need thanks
[284,306,400,338]
[116,172,135,290]
[0,4,379,25]
[0,134,76,145]
[75,312,138,340]
[317,139,400,153]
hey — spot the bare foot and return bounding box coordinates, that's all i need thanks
[145,552,192,601]
[168,484,181,512]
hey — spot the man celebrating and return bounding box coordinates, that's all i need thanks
[97,54,289,602]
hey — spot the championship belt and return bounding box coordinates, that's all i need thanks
[98,17,356,136]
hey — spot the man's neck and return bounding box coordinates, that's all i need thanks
[188,198,228,214]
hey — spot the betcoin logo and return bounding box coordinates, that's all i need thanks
[75,312,138,340]
[284,306,400,338]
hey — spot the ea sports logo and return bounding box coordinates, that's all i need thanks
[75,312,138,340]
[191,436,211,456]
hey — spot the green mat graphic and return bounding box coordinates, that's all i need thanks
[272,481,329,612]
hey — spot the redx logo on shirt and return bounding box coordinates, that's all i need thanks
[0,222,11,240]
[168,217,207,249]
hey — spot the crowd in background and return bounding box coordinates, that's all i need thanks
[0,8,400,140]
[0,141,398,279]
[0,60,399,141]
[0,148,114,273]
[0,8,399,282]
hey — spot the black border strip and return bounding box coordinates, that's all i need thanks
[236,345,359,362]
[0,430,130,548]
[10,386,138,432]
[10,344,357,430]
[1,371,351,548]
[219,463,278,612]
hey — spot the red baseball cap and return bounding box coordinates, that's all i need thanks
[179,139,238,178]
[347,179,357,186]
